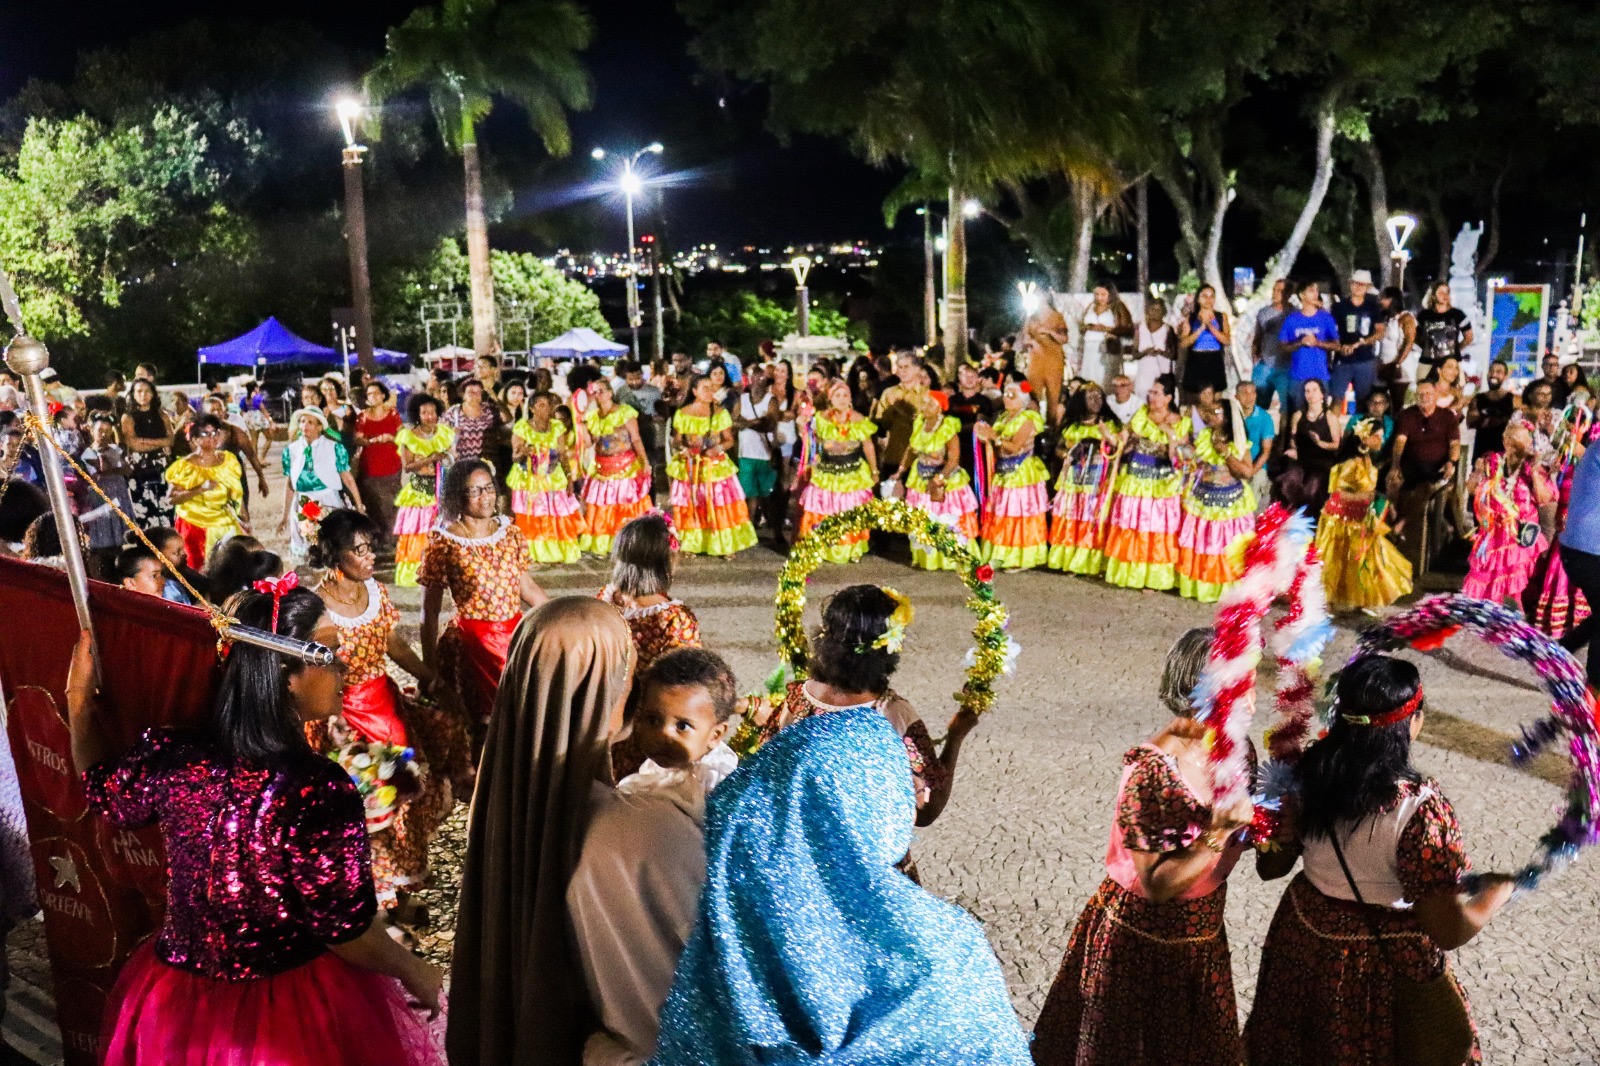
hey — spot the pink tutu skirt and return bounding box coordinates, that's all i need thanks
[101,944,445,1066]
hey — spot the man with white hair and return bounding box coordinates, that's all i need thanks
[1329,269,1386,412]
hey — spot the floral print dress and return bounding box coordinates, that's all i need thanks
[1031,744,1248,1066]
[1245,779,1479,1065]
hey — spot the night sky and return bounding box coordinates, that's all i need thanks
[0,0,905,250]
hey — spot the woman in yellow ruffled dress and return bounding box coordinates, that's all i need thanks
[392,393,456,587]
[165,414,246,568]
[1047,385,1120,575]
[668,375,758,556]
[893,390,981,570]
[508,390,584,564]
[1103,373,1191,591]
[1175,402,1257,602]
[976,379,1050,571]
[1316,416,1413,612]
[797,379,878,564]
[578,379,653,556]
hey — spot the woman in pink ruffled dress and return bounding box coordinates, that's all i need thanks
[1464,421,1553,606]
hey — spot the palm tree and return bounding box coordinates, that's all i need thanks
[368,0,592,356]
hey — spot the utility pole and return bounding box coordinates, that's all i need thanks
[650,238,665,363]
[337,99,377,375]
[1135,178,1150,301]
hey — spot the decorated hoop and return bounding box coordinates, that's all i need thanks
[1346,595,1600,891]
[775,499,1015,717]
[1191,506,1334,818]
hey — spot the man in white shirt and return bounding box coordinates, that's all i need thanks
[1106,374,1141,424]
[733,365,779,537]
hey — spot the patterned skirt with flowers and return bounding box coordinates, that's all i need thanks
[1030,878,1241,1066]
[1175,478,1256,603]
[1102,453,1183,591]
[905,459,980,570]
[980,453,1050,571]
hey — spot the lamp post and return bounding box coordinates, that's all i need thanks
[336,98,377,376]
[790,255,813,337]
[1386,213,1418,292]
[593,143,663,361]
[917,206,937,348]
[1017,280,1041,320]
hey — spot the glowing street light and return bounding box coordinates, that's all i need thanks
[334,96,375,375]
[790,256,813,336]
[962,198,983,219]
[1017,280,1042,316]
[593,143,666,358]
[1386,213,1418,289]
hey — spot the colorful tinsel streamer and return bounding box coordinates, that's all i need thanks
[1348,594,1600,893]
[1191,505,1333,820]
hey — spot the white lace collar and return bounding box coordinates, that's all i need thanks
[435,515,511,546]
[325,578,383,629]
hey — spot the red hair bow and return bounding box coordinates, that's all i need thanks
[252,571,300,631]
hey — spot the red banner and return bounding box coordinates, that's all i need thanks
[0,557,219,1064]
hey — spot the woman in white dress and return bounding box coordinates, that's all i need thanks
[1078,284,1135,390]
[1130,297,1178,400]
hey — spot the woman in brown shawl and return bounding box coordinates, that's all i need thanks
[446,597,635,1064]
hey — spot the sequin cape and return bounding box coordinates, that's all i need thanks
[649,709,1030,1065]
[83,728,376,981]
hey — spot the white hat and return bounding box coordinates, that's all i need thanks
[1350,269,1375,286]
[292,406,329,429]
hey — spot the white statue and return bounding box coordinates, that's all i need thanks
[1449,222,1490,375]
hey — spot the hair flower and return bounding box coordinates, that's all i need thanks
[869,587,914,653]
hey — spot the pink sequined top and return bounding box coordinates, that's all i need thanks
[83,728,377,981]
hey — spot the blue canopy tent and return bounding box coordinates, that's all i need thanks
[197,317,409,379]
[528,327,627,363]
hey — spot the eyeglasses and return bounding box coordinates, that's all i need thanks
[348,541,376,557]
[465,485,498,497]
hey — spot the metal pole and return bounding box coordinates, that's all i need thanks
[922,208,938,348]
[651,242,665,364]
[342,145,377,375]
[1575,212,1588,325]
[7,335,93,632]
[797,285,810,337]
[624,162,641,361]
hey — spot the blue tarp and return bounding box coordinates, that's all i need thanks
[198,317,409,369]
[529,327,627,361]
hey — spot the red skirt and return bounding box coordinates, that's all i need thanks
[438,615,518,761]
[342,676,410,747]
[101,944,444,1066]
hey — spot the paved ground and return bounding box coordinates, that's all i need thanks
[8,458,1600,1062]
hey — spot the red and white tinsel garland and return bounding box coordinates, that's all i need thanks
[1191,505,1333,816]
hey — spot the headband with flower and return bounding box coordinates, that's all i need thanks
[861,586,914,654]
[647,507,681,553]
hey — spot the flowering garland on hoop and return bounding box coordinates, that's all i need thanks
[1190,505,1333,833]
[773,499,1016,718]
[1346,595,1600,892]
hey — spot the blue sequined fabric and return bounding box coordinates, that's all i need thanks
[83,728,377,981]
[651,707,1030,1065]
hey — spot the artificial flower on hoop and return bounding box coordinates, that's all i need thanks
[867,586,914,653]
[329,737,422,834]
[964,634,1022,676]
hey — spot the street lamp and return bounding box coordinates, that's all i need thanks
[962,198,983,219]
[593,143,665,359]
[1386,213,1418,290]
[1017,280,1041,317]
[335,96,376,375]
[790,256,813,337]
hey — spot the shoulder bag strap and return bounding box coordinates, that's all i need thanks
[1329,830,1402,967]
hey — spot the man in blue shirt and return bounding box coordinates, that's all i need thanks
[1277,280,1341,413]
[1329,270,1387,413]
[1560,443,1600,688]
[1234,381,1275,509]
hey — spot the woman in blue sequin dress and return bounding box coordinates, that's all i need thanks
[651,707,1030,1065]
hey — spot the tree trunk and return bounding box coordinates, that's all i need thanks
[1358,140,1393,286]
[1231,103,1339,377]
[1136,177,1150,301]
[942,184,968,381]
[1201,184,1230,296]
[462,124,498,357]
[1476,167,1508,281]
[992,179,1067,289]
[1426,196,1450,283]
[1067,179,1096,293]
[1153,164,1204,279]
